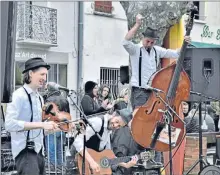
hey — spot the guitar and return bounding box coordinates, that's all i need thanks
[76,148,152,175]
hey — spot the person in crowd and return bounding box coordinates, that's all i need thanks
[185,104,215,134]
[5,57,58,175]
[97,84,113,106]
[81,81,112,116]
[113,88,129,110]
[73,109,138,174]
[181,101,190,118]
[210,101,220,131]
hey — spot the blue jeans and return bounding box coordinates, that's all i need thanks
[45,132,65,166]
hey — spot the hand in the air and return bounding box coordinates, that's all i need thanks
[184,36,191,43]
[101,99,109,108]
[136,14,144,26]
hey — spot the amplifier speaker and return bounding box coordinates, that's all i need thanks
[183,48,220,101]
[120,65,129,85]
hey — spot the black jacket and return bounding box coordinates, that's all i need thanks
[111,126,145,175]
[81,94,106,116]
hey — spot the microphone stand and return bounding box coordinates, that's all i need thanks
[190,91,220,101]
[184,91,220,174]
[153,92,186,175]
[68,91,102,175]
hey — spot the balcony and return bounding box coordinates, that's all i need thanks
[16,3,57,47]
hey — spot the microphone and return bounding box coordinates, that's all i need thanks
[147,86,164,93]
[47,82,70,92]
[44,104,56,116]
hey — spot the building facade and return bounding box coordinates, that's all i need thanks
[14,1,130,100]
[189,1,220,46]
[15,1,78,91]
[82,2,129,97]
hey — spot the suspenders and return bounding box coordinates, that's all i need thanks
[23,87,42,147]
[138,47,158,87]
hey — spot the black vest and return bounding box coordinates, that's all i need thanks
[85,117,105,152]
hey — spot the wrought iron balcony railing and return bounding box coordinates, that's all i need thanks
[16,3,57,46]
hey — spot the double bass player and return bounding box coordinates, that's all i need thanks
[122,14,191,164]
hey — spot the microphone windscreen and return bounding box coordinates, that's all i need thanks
[45,104,53,115]
[47,82,58,92]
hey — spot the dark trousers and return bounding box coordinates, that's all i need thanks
[130,86,162,163]
[15,148,45,175]
[130,86,151,110]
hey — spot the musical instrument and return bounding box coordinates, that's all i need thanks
[131,8,197,152]
[76,148,150,175]
[42,102,84,132]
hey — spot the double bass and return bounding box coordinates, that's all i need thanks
[131,7,197,152]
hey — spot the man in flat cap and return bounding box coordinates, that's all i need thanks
[5,57,59,175]
[72,109,137,174]
[123,14,191,110]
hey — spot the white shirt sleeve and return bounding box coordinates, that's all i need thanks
[105,134,111,150]
[5,92,25,132]
[155,46,180,59]
[122,39,137,56]
[73,117,102,153]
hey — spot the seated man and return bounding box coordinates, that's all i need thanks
[73,110,138,174]
[111,109,163,175]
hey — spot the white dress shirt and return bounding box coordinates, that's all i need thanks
[122,39,180,88]
[5,84,44,159]
[73,114,112,153]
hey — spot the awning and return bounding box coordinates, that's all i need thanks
[188,41,220,48]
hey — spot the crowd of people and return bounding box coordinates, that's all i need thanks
[182,101,220,147]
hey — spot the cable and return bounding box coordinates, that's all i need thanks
[23,129,42,140]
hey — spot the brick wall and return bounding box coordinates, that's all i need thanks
[184,136,207,175]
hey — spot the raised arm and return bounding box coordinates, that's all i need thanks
[122,14,143,55]
[124,14,142,40]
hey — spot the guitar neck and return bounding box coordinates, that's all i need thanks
[109,155,139,166]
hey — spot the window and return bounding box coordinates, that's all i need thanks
[94,1,113,14]
[15,61,67,90]
[193,1,205,21]
[100,67,120,99]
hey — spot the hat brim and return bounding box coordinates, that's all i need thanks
[22,65,51,74]
[142,33,159,40]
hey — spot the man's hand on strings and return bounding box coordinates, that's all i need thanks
[119,155,138,168]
